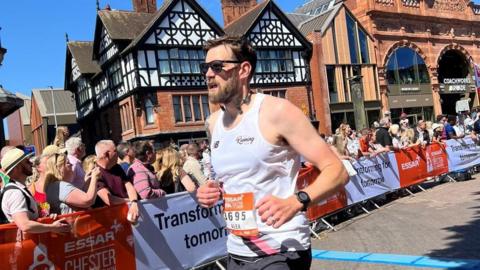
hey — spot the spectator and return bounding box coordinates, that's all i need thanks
[44,152,99,215]
[401,128,416,147]
[445,115,463,140]
[95,140,139,223]
[389,124,402,150]
[0,148,70,233]
[117,142,135,174]
[53,126,69,148]
[28,145,68,218]
[152,148,164,175]
[178,143,189,165]
[375,117,393,150]
[199,139,212,178]
[332,123,350,156]
[399,114,409,132]
[157,147,197,194]
[82,155,97,175]
[346,130,360,159]
[183,143,207,186]
[453,116,466,138]
[129,141,165,199]
[65,137,86,189]
[413,120,430,147]
[358,128,372,156]
[432,123,444,143]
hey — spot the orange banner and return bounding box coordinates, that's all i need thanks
[394,143,449,188]
[297,166,347,221]
[0,204,136,270]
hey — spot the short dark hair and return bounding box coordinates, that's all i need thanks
[117,142,131,160]
[204,36,257,80]
[447,115,457,123]
[133,141,153,162]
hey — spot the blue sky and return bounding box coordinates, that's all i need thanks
[0,0,306,97]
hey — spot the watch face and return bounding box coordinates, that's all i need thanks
[298,192,309,202]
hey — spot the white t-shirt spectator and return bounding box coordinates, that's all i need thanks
[453,124,465,137]
[1,181,39,222]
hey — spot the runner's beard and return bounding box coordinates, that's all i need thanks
[208,73,241,105]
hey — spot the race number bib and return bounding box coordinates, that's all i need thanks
[223,192,259,237]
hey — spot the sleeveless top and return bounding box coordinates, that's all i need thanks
[210,93,310,257]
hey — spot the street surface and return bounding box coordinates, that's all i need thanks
[311,176,480,270]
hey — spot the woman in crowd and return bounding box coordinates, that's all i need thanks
[152,148,164,175]
[45,153,100,214]
[389,124,402,150]
[333,123,350,157]
[53,126,69,148]
[82,155,97,175]
[157,147,197,194]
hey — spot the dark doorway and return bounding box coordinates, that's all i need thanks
[440,93,463,116]
[438,50,470,83]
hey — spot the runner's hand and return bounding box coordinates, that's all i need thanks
[50,218,71,233]
[256,195,303,229]
[197,180,221,208]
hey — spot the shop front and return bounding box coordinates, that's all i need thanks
[330,101,381,132]
[388,84,434,125]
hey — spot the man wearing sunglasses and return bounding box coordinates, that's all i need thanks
[196,36,348,269]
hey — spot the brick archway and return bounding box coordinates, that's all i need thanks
[381,40,432,82]
[436,43,473,69]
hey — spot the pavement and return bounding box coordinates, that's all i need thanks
[310,176,480,270]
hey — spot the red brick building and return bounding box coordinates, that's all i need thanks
[344,0,480,122]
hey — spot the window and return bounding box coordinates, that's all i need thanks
[108,60,123,88]
[263,90,286,98]
[386,47,430,85]
[358,29,369,64]
[257,50,294,74]
[145,98,155,124]
[173,94,211,123]
[346,14,358,64]
[120,103,133,132]
[326,66,338,103]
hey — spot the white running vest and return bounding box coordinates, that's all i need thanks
[210,93,310,257]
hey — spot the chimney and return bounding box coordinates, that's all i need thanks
[221,0,257,26]
[132,0,157,13]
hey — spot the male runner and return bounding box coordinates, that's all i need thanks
[196,36,348,269]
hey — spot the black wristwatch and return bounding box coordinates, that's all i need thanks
[296,191,311,212]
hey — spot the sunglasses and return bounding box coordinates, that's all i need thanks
[199,60,242,75]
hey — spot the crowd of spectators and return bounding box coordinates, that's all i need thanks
[0,126,212,234]
[326,110,480,161]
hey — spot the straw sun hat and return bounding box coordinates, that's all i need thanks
[0,148,34,175]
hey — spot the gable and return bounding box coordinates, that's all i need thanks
[249,10,303,48]
[143,0,219,46]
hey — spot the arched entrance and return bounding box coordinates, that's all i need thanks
[384,44,434,125]
[437,47,474,116]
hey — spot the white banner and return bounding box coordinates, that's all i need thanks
[345,153,400,205]
[133,192,228,270]
[445,137,480,171]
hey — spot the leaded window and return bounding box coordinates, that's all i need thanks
[254,50,305,84]
[173,94,210,123]
[138,49,205,87]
